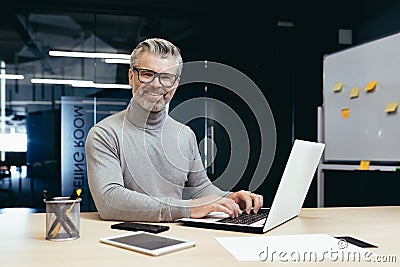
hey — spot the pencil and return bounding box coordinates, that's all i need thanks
[50,189,82,238]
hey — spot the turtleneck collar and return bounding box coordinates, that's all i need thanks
[125,99,167,130]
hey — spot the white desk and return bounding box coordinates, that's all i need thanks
[0,206,399,266]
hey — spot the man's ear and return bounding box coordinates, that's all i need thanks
[174,77,180,89]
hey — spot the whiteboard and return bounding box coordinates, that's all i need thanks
[323,32,400,162]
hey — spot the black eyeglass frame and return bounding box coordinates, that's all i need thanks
[131,67,179,88]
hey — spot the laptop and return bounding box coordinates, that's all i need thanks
[178,139,325,234]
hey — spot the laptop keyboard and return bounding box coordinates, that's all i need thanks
[217,209,270,225]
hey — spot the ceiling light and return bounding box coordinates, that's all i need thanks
[104,58,130,64]
[71,81,96,87]
[0,74,24,80]
[31,78,93,85]
[31,78,130,89]
[49,50,131,59]
[72,82,131,89]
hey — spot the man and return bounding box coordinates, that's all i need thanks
[85,38,263,222]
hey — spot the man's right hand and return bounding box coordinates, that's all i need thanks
[190,194,242,218]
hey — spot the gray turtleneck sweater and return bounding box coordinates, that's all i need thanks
[85,100,227,222]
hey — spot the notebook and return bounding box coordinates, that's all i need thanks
[178,139,325,234]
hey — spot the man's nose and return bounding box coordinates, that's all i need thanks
[149,74,163,87]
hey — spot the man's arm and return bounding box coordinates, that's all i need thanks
[85,126,190,222]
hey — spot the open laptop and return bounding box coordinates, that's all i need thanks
[178,139,325,234]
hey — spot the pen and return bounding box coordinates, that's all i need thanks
[50,189,82,238]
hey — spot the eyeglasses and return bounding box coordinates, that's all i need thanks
[132,67,179,88]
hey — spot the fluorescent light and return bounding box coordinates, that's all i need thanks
[104,58,131,64]
[0,74,24,80]
[72,82,131,89]
[91,83,131,89]
[31,78,93,85]
[71,81,96,87]
[7,100,53,105]
[49,50,131,59]
[30,78,130,89]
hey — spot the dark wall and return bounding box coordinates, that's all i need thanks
[26,109,62,203]
[356,0,400,43]
[173,3,360,206]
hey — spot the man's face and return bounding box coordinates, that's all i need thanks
[128,52,180,112]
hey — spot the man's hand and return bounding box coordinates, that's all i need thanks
[190,194,242,219]
[227,190,264,214]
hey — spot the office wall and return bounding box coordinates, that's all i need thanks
[26,109,61,207]
[174,4,358,207]
[356,0,400,43]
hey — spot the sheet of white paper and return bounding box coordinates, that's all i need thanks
[215,234,377,262]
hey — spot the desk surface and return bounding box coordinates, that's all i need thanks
[0,206,399,267]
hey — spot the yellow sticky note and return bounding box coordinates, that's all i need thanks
[385,102,398,113]
[333,82,344,92]
[360,160,370,170]
[349,87,360,98]
[341,108,350,119]
[365,80,377,92]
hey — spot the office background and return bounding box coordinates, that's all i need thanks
[0,0,399,212]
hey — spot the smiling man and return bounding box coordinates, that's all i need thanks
[85,38,263,222]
